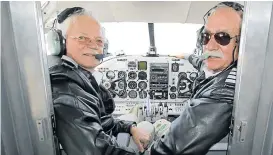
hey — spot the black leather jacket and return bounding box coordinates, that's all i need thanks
[150,54,237,155]
[49,56,138,155]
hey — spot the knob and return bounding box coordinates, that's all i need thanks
[155,107,158,114]
[158,102,163,106]
[103,81,111,89]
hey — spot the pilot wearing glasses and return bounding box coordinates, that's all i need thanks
[151,2,244,155]
[49,7,151,155]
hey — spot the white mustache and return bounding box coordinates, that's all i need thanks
[201,50,224,60]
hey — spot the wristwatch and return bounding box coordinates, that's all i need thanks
[131,124,137,129]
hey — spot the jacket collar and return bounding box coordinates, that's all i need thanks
[61,55,102,85]
[61,55,78,68]
[202,61,238,79]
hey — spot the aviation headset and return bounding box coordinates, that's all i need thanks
[197,1,244,62]
[195,26,205,55]
[46,7,108,60]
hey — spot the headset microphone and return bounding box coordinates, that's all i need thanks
[94,54,104,60]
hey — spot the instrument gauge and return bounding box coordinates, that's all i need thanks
[178,72,187,78]
[106,71,115,79]
[138,81,147,89]
[118,71,127,78]
[128,71,137,79]
[189,72,198,81]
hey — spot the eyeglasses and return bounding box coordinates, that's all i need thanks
[201,32,239,46]
[70,36,105,48]
[203,2,244,23]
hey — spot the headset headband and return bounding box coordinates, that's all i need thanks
[203,1,244,23]
[57,7,84,24]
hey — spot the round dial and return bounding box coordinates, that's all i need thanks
[189,72,198,81]
[151,75,157,80]
[118,71,127,78]
[128,71,137,80]
[170,86,177,92]
[170,93,176,99]
[103,81,111,89]
[138,81,147,89]
[138,71,147,80]
[128,90,137,98]
[128,81,137,89]
[118,81,126,89]
[106,71,115,79]
[178,72,187,78]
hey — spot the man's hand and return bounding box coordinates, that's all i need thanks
[169,54,186,59]
[130,125,151,153]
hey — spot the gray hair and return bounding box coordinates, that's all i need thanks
[56,8,106,40]
[204,4,243,24]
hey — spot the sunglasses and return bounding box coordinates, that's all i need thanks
[201,32,239,46]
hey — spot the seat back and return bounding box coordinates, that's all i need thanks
[47,55,62,69]
[46,55,63,155]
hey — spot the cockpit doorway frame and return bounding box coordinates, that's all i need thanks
[1,1,273,155]
[228,1,273,155]
[1,1,57,155]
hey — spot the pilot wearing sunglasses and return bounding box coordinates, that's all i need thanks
[150,2,243,155]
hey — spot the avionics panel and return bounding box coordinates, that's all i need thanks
[149,63,169,100]
[95,55,198,120]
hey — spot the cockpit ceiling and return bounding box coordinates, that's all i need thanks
[42,1,244,26]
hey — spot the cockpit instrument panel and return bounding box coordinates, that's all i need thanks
[96,55,197,122]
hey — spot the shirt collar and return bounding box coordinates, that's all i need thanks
[202,66,221,78]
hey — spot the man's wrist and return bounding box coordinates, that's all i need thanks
[130,124,137,134]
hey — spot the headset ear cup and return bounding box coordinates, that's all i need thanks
[196,26,205,54]
[56,30,66,56]
[46,29,62,56]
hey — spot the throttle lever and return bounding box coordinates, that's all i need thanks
[108,89,119,96]
[111,77,127,89]
[111,77,125,83]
